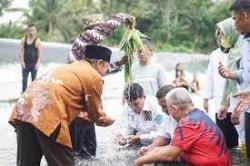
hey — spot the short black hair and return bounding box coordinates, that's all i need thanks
[230,0,250,12]
[141,36,152,49]
[156,84,175,98]
[124,83,144,102]
[27,23,36,27]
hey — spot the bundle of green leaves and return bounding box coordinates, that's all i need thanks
[120,22,145,83]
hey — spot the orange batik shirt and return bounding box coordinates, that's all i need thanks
[9,61,106,148]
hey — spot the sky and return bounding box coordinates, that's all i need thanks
[0,0,29,24]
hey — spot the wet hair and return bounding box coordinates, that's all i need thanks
[156,84,175,98]
[230,0,250,12]
[124,83,144,102]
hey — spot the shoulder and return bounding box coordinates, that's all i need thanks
[35,38,42,45]
[146,96,162,111]
[20,37,25,43]
[71,61,103,82]
[146,96,158,105]
[178,109,204,126]
[209,48,221,59]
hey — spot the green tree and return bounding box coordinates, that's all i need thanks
[23,0,74,42]
[0,0,12,16]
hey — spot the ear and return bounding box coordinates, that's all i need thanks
[171,105,178,110]
[96,59,103,67]
[242,12,249,20]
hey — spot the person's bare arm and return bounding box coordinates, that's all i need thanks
[19,37,25,68]
[138,136,170,156]
[35,38,42,69]
[134,145,182,166]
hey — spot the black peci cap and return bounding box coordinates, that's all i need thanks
[85,45,112,63]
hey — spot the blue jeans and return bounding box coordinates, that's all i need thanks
[22,67,37,92]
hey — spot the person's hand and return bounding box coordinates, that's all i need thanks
[218,62,230,78]
[114,13,135,29]
[115,135,128,146]
[203,99,209,113]
[138,146,151,156]
[133,158,144,166]
[118,54,128,66]
[233,90,250,112]
[125,15,135,29]
[127,135,140,144]
[96,116,114,127]
[234,98,250,112]
[231,110,241,125]
[233,90,250,98]
[217,105,227,120]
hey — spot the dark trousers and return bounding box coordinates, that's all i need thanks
[22,67,37,92]
[216,113,239,148]
[69,118,96,159]
[16,122,74,166]
[245,112,250,159]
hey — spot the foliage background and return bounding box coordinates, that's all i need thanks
[0,0,234,53]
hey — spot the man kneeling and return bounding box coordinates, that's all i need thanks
[134,88,231,166]
[117,83,165,146]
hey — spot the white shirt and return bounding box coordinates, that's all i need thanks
[120,96,166,145]
[237,36,250,113]
[158,114,177,139]
[132,62,168,96]
[203,48,228,121]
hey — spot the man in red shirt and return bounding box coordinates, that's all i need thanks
[134,88,231,166]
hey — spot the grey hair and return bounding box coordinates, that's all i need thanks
[165,88,193,106]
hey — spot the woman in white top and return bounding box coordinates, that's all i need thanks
[131,37,168,96]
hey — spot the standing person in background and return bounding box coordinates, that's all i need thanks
[19,23,42,92]
[204,17,240,150]
[219,0,250,160]
[190,73,200,93]
[132,37,168,96]
[175,63,184,79]
[67,13,134,159]
[173,71,189,90]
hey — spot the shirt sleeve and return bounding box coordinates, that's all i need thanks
[171,124,200,151]
[119,105,136,136]
[67,14,131,63]
[84,78,106,122]
[236,68,244,84]
[157,117,172,139]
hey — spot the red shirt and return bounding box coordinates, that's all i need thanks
[171,109,231,166]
